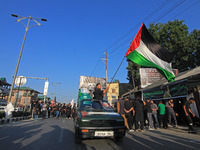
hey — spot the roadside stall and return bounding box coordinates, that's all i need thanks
[142,66,200,121]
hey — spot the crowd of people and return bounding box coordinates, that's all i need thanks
[117,96,197,133]
[31,99,77,121]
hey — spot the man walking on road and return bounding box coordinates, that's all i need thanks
[183,98,197,133]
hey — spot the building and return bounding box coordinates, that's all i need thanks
[107,82,119,105]
[0,77,11,106]
[37,95,51,103]
[10,86,40,109]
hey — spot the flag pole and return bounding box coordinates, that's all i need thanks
[108,56,126,85]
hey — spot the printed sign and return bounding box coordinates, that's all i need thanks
[140,68,178,88]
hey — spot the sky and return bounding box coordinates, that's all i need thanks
[0,0,200,103]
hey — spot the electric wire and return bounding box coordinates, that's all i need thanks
[170,0,200,20]
[109,56,126,84]
[109,0,187,59]
[107,0,187,81]
[153,0,186,23]
[91,0,187,78]
[108,0,173,55]
[90,0,172,76]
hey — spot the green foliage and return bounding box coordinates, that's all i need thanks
[126,19,200,88]
[126,59,141,89]
[148,19,200,71]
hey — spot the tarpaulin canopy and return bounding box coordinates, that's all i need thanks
[142,66,200,100]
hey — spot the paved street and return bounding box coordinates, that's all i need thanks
[0,118,200,150]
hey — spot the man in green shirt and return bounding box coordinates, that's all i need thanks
[158,101,167,128]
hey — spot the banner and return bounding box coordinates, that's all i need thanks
[79,76,106,97]
[43,81,49,96]
[143,80,187,100]
[140,68,179,88]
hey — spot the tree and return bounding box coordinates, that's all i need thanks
[126,59,140,89]
[148,20,200,71]
[126,19,200,88]
[187,29,200,68]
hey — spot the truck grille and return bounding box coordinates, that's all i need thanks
[90,120,122,126]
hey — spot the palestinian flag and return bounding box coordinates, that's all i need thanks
[125,23,175,82]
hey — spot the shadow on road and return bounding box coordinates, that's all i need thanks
[0,119,88,150]
[1,119,200,150]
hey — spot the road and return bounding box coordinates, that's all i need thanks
[0,118,200,150]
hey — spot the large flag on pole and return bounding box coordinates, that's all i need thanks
[125,23,175,82]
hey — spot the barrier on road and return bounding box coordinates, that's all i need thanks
[0,116,31,125]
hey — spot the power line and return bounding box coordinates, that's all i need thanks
[91,0,187,77]
[170,0,200,20]
[90,0,173,76]
[153,0,186,23]
[109,0,186,59]
[90,58,101,76]
[108,0,173,55]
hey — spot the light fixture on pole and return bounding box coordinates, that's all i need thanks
[8,14,47,103]
[52,82,61,103]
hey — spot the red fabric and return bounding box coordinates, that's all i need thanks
[125,23,144,57]
[81,111,89,118]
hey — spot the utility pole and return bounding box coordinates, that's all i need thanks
[101,51,110,86]
[52,82,61,103]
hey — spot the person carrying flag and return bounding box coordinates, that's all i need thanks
[93,83,109,100]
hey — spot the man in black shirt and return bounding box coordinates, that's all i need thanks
[183,98,196,133]
[134,98,145,132]
[93,83,109,100]
[146,99,154,130]
[124,97,134,131]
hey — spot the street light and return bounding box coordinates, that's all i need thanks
[8,14,47,103]
[52,82,61,103]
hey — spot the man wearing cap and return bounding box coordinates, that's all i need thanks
[183,98,196,133]
[93,83,109,100]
